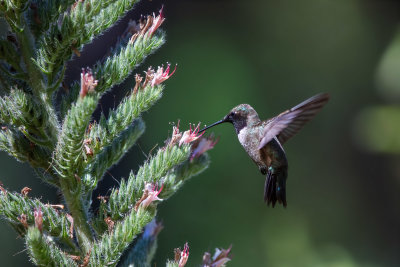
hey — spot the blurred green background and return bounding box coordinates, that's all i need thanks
[1,0,399,266]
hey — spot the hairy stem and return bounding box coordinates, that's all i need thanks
[15,13,59,144]
[59,179,94,253]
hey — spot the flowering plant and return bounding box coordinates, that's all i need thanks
[0,1,230,266]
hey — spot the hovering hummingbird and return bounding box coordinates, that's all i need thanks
[199,93,330,207]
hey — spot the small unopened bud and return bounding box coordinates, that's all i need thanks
[34,207,43,232]
[18,214,28,228]
[21,187,32,197]
[84,138,93,156]
[142,67,155,88]
[167,121,182,147]
[104,217,115,233]
[133,74,143,94]
[80,68,98,98]
[66,213,74,239]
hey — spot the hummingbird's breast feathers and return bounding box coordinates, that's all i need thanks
[237,123,266,166]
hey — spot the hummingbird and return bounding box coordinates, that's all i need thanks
[198,93,330,207]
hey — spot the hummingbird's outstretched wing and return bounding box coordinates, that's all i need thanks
[258,93,330,149]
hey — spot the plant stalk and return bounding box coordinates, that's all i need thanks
[59,178,94,253]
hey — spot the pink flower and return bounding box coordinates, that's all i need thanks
[202,245,232,267]
[211,247,232,267]
[151,63,176,86]
[178,242,189,267]
[167,120,182,147]
[135,182,164,210]
[179,123,204,146]
[190,135,219,160]
[148,7,165,37]
[83,138,93,156]
[34,207,43,232]
[80,68,98,98]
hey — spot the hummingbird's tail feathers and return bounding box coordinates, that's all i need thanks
[258,93,330,149]
[264,167,287,207]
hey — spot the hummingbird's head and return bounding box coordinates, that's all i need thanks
[199,104,260,134]
[224,104,260,133]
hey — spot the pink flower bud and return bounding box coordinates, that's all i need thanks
[34,207,43,232]
[80,68,98,98]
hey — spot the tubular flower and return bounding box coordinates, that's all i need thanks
[135,182,164,210]
[148,7,165,37]
[179,123,204,146]
[151,64,176,86]
[202,245,232,267]
[79,68,98,98]
[190,135,219,160]
[178,242,189,267]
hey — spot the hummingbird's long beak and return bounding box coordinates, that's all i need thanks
[198,117,229,133]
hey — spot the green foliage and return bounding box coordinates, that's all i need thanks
[0,189,72,239]
[83,118,145,192]
[90,208,154,266]
[118,220,160,267]
[0,1,222,266]
[26,227,78,267]
[106,145,203,221]
[166,261,179,267]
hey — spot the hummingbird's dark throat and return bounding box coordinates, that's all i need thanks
[231,119,247,134]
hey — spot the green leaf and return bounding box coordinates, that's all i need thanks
[54,94,99,179]
[90,208,154,267]
[107,145,192,221]
[60,34,165,118]
[0,189,73,241]
[34,0,141,84]
[26,227,78,267]
[86,84,163,160]
[83,118,145,192]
